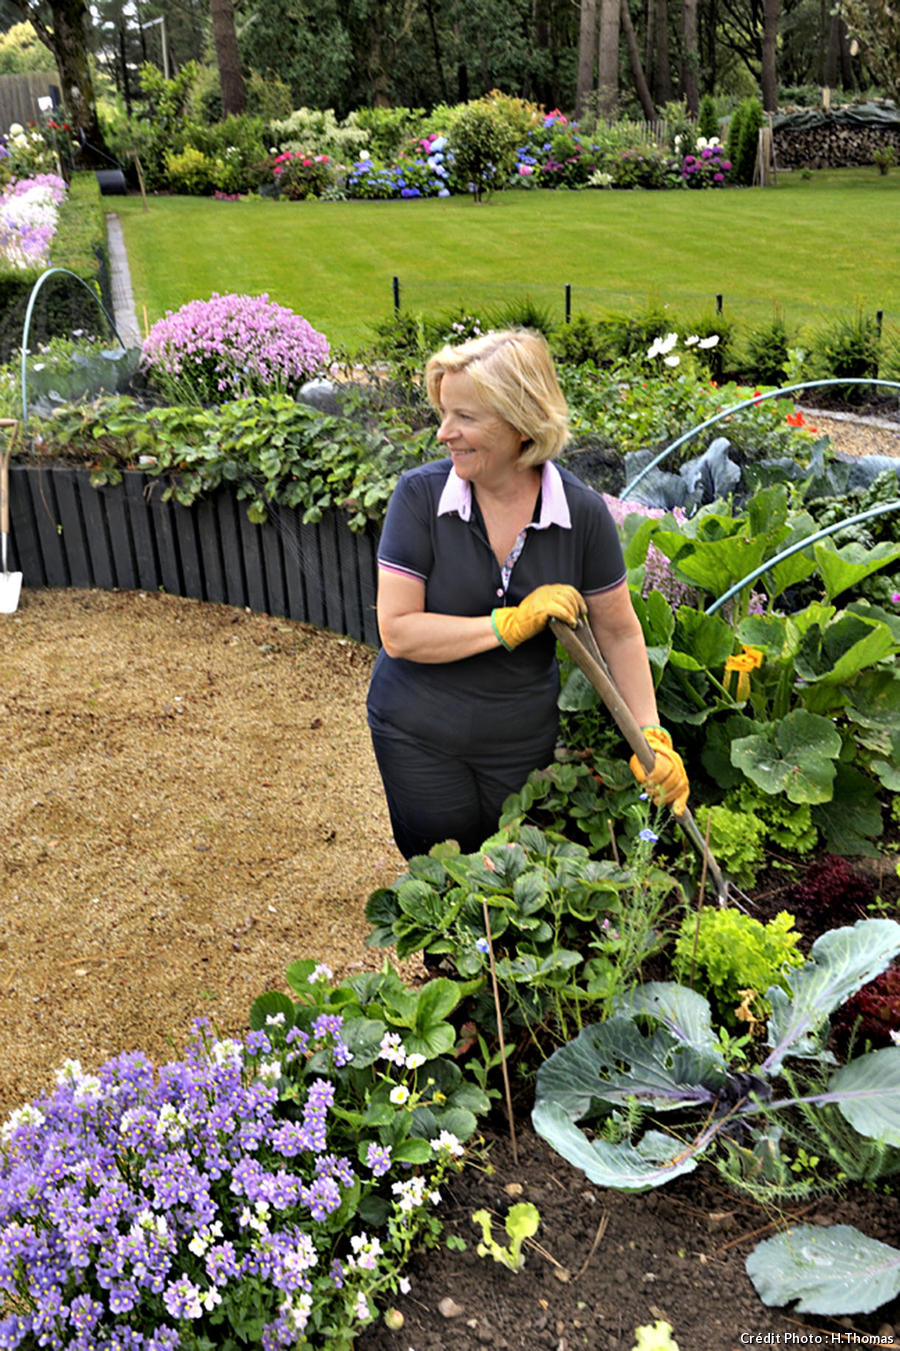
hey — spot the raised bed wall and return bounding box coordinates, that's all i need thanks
[7,464,381,647]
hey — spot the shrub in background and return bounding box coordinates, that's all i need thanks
[164,144,216,195]
[728,97,764,185]
[272,152,333,199]
[738,310,795,384]
[269,107,369,163]
[680,140,732,188]
[349,106,428,162]
[698,93,721,141]
[446,97,520,201]
[0,120,58,185]
[142,292,330,404]
[805,308,881,393]
[608,145,680,189]
[181,113,272,194]
[245,68,295,125]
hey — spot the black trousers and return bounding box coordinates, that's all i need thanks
[368,714,558,860]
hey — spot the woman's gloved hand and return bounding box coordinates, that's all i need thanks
[630,726,690,815]
[492,584,586,650]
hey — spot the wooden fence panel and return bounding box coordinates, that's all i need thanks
[0,73,59,134]
[6,465,382,645]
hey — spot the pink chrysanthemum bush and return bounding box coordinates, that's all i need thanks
[142,293,330,406]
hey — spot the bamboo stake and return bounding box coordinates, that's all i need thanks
[482,897,518,1166]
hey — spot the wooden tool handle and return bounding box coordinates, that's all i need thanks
[551,618,656,774]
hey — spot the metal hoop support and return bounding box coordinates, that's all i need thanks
[20,266,127,429]
[704,499,900,616]
[622,378,900,499]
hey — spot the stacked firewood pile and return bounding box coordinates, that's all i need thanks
[772,101,900,169]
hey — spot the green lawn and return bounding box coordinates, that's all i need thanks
[112,169,900,352]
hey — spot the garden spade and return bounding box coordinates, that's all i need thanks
[550,615,731,905]
[0,419,22,614]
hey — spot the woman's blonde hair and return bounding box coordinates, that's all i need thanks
[424,328,570,466]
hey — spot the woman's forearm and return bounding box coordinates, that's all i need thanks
[379,608,500,663]
[587,586,661,730]
[600,631,660,728]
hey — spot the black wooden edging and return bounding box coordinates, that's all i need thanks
[7,465,381,646]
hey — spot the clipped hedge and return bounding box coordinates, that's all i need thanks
[0,171,111,363]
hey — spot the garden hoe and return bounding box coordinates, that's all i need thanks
[0,419,22,614]
[550,615,731,905]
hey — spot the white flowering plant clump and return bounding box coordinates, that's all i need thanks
[0,171,66,271]
[0,959,487,1349]
[0,122,58,186]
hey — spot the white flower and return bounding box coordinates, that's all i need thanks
[265,1011,286,1026]
[698,334,720,349]
[210,1038,243,1066]
[256,1058,282,1084]
[430,1129,464,1157]
[1,1103,45,1142]
[392,1176,428,1212]
[54,1058,83,1083]
[379,1032,407,1066]
[404,1052,426,1070]
[389,1085,410,1106]
[684,335,699,347]
[202,1287,223,1312]
[72,1075,102,1104]
[308,962,333,983]
[399,1276,412,1294]
[663,354,681,367]
[890,1030,900,1045]
[646,332,678,360]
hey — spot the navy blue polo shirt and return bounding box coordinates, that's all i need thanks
[366,458,626,751]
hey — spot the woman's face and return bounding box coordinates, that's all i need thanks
[436,370,527,485]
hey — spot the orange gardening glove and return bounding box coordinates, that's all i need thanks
[630,725,690,816]
[491,584,586,651]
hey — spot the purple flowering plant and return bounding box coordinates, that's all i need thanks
[142,293,330,406]
[680,137,732,188]
[0,960,485,1349]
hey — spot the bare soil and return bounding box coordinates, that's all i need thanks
[2,411,899,1350]
[0,588,406,1116]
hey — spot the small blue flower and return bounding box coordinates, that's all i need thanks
[639,828,659,843]
[475,937,490,954]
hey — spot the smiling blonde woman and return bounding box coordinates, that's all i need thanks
[366,328,688,859]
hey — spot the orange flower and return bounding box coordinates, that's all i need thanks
[724,645,764,699]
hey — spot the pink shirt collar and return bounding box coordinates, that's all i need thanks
[436,460,572,529]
